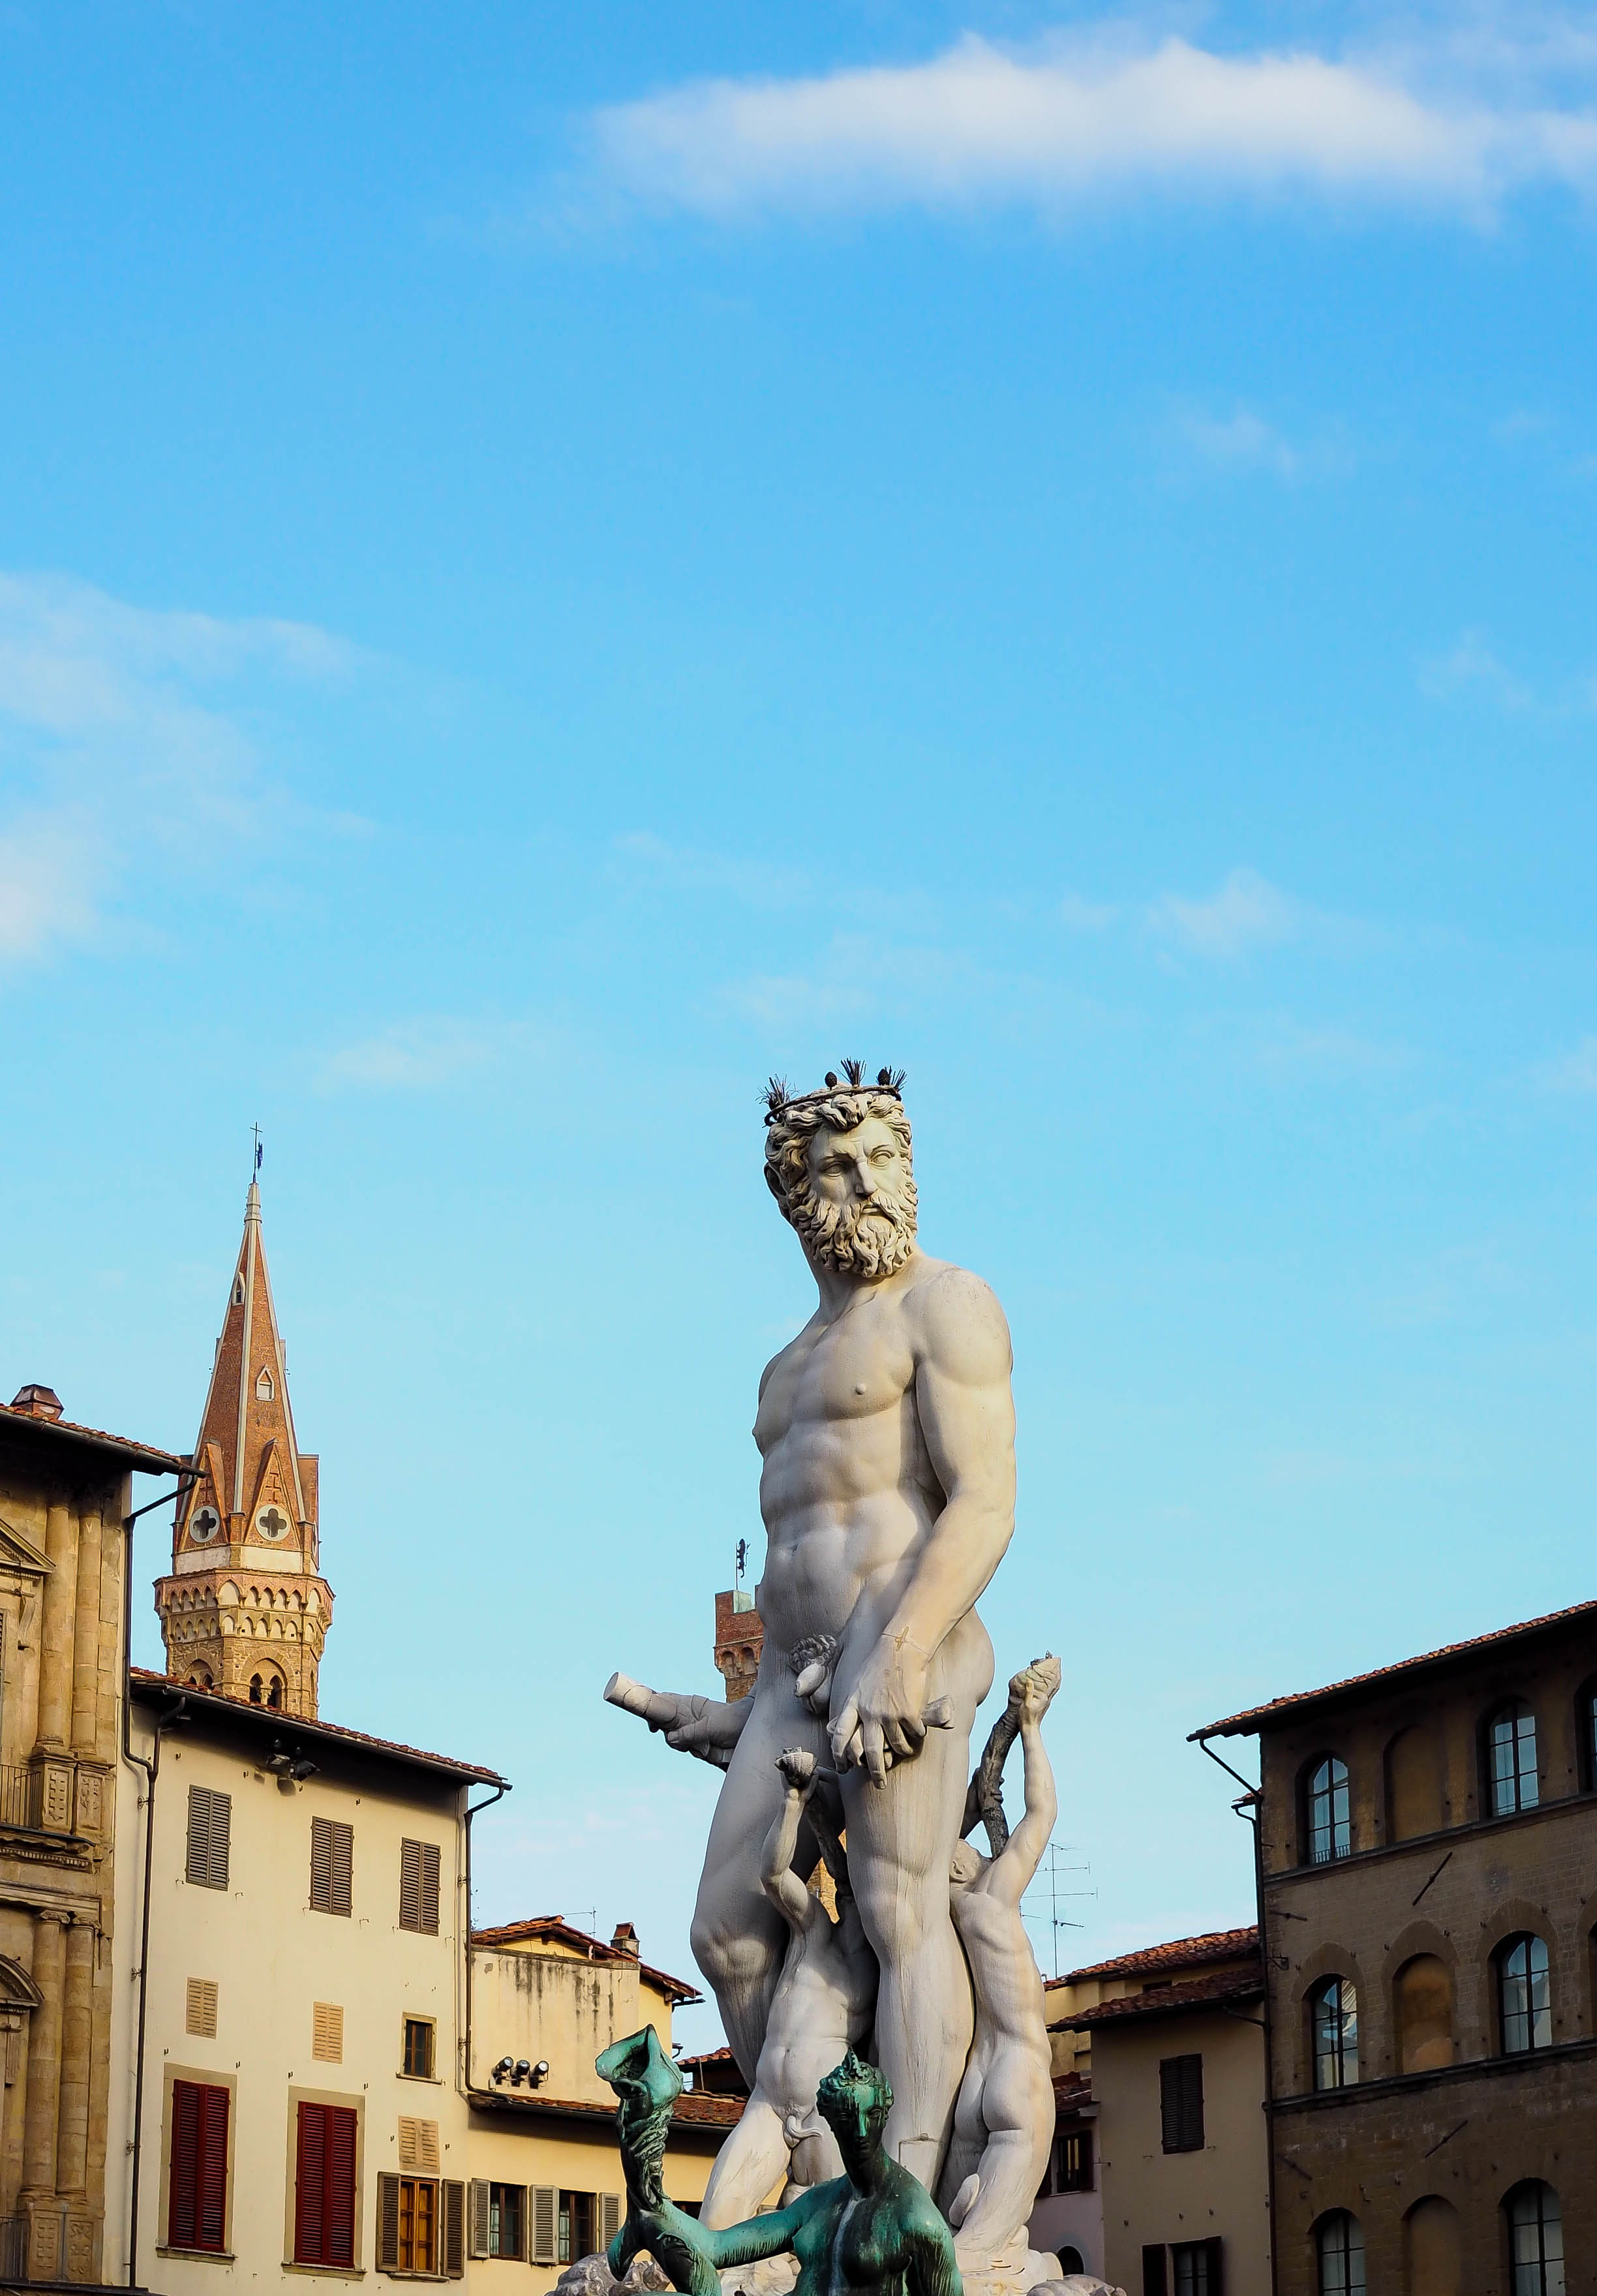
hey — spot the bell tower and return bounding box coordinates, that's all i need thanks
[155,1180,334,1716]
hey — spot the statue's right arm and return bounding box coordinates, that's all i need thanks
[699,2197,812,2270]
[759,1782,819,1934]
[605,1674,753,1762]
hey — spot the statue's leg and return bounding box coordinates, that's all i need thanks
[697,2092,792,2229]
[934,2049,988,2217]
[949,2040,1055,2261]
[842,1612,992,2185]
[690,1681,828,2084]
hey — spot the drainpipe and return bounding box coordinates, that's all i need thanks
[1195,1731,1277,2296]
[119,1475,196,2289]
[460,1781,509,2098]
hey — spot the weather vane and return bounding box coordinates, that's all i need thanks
[252,1122,263,1178]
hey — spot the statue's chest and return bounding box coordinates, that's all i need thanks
[826,2197,902,2292]
[760,1317,913,1448]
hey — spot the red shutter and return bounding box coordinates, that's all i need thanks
[296,2101,358,2267]
[197,2085,229,2251]
[170,2080,229,2252]
[168,2081,200,2250]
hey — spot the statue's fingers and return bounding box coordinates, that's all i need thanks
[881,1714,913,1758]
[861,1720,890,1785]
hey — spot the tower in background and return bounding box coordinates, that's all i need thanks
[154,1181,333,1715]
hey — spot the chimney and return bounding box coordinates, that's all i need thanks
[610,1921,639,1959]
[9,1385,63,1422]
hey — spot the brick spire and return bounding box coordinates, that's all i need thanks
[155,1180,334,1715]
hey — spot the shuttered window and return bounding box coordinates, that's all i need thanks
[168,2079,230,2252]
[294,2101,357,2268]
[470,2182,528,2260]
[443,2181,465,2279]
[185,1978,219,2038]
[530,2186,558,2265]
[312,2002,344,2064]
[399,1839,441,1935]
[600,2194,622,2250]
[398,2117,440,2174]
[402,2017,435,2080]
[1159,2054,1205,2154]
[185,1788,231,1890]
[310,1816,354,1916]
[390,2177,436,2273]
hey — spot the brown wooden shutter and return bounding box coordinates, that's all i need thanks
[399,1839,442,1934]
[311,1816,354,1916]
[530,2186,557,2265]
[1159,2053,1204,2153]
[468,2181,491,2259]
[312,2002,344,2062]
[398,2117,440,2175]
[376,2174,401,2271]
[444,2181,465,2278]
[419,1840,440,1933]
[186,1788,231,1890]
[600,2193,622,2251]
[185,1978,219,2038]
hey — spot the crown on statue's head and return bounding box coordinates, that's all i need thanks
[763,1060,906,1127]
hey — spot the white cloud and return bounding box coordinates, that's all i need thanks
[586,31,1597,220]
[1148,868,1303,960]
[0,571,359,962]
[1172,404,1355,482]
[614,830,810,908]
[1059,891,1119,932]
[316,1018,530,1092]
[1420,629,1536,710]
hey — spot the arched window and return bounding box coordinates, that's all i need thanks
[1497,1935,1553,2055]
[1056,2252,1084,2278]
[267,1676,283,1711]
[256,1367,275,1401]
[1395,1955,1454,2074]
[1488,1700,1540,1816]
[186,1666,213,1691]
[1506,2182,1564,2296]
[1405,2196,1461,2296]
[249,1673,264,1704]
[1311,1977,1358,2089]
[1316,2211,1365,2296]
[1307,1757,1351,1864]
[1386,1725,1442,1840]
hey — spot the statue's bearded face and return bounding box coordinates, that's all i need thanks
[793,1115,918,1279]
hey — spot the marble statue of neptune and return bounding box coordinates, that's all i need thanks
[615,1067,1016,2194]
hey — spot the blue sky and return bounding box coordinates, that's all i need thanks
[5,0,1597,2046]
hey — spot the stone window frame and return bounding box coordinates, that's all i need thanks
[155,2061,238,2263]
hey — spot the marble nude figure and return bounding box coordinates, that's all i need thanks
[607,1067,1066,2293]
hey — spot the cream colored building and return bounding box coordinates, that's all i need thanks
[1047,1931,1269,2296]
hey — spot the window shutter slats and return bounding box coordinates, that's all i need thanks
[444,2180,465,2278]
[185,1978,219,2038]
[377,2174,401,2272]
[600,2193,622,2250]
[312,2002,344,2063]
[399,1839,442,1934]
[311,1816,354,1916]
[327,2106,357,2267]
[469,2180,491,2259]
[186,1788,231,1891]
[168,2079,230,2252]
[296,2101,326,2265]
[398,2117,440,2175]
[531,2186,558,2265]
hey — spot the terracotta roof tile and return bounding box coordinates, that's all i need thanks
[469,2087,742,2130]
[129,1666,506,1786]
[1064,1965,1265,2028]
[0,1400,187,1476]
[1050,1927,1259,1987]
[1194,1599,1597,1739]
[470,1915,701,2005]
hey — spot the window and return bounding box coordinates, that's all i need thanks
[168,2078,230,2253]
[185,1786,230,1890]
[1508,2182,1565,2296]
[312,2002,344,2064]
[558,2192,596,2266]
[378,2173,464,2278]
[1172,2240,1223,2295]
[530,2188,558,2266]
[403,2017,436,2080]
[256,1367,275,1400]
[249,1671,284,1709]
[400,1839,441,1935]
[185,1978,219,2039]
[1142,2250,1167,2296]
[477,2181,525,2259]
[1498,1935,1553,2055]
[1307,1757,1351,1864]
[1057,2252,1085,2278]
[1317,2212,1365,2296]
[1311,1977,1358,2090]
[1394,1956,1454,2074]
[1055,2127,1093,2192]
[396,2177,435,2273]
[1159,2055,1204,2154]
[294,2101,357,2269]
[1489,1701,1540,1816]
[311,1815,354,1916]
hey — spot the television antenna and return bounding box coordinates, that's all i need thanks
[1020,1839,1095,1980]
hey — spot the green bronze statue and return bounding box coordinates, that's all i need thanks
[597,2029,962,2296]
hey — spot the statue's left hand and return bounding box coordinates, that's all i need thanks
[830,1632,932,1784]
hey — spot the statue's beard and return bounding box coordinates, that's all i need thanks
[789,1174,919,1278]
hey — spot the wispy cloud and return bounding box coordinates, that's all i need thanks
[1059,891,1119,932]
[1420,628,1537,710]
[1148,868,1303,960]
[1539,1034,1597,1092]
[614,830,810,908]
[584,30,1597,222]
[0,570,361,962]
[316,1018,532,1092]
[1171,404,1355,482]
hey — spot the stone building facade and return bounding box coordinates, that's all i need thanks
[0,1383,183,2283]
[1197,1599,1597,2296]
[154,1183,333,1717]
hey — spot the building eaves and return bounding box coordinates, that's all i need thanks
[466,2088,741,2130]
[1192,1599,1597,1740]
[470,1915,701,2006]
[1062,1967,1265,2029]
[0,1401,187,1478]
[1048,1926,1260,1987]
[129,1667,507,1787]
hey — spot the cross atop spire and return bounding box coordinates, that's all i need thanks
[157,1180,333,1715]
